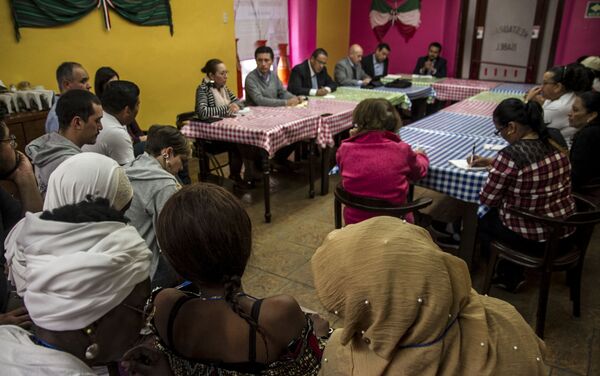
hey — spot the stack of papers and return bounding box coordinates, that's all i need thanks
[449,159,488,171]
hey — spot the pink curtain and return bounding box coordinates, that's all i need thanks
[288,0,317,67]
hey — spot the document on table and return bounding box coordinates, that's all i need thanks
[449,159,488,171]
[483,143,505,151]
[323,94,336,99]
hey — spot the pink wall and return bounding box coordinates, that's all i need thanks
[288,0,317,67]
[349,0,462,76]
[554,0,600,65]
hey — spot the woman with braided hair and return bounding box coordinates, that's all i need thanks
[122,183,326,375]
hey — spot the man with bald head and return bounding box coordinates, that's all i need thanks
[334,44,372,87]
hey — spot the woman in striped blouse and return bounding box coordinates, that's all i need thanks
[195,60,258,187]
[195,59,243,119]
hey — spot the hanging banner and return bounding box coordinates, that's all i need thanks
[10,0,173,41]
[369,0,421,41]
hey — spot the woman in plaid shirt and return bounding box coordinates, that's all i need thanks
[473,98,575,292]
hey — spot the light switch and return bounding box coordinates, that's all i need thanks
[223,12,228,24]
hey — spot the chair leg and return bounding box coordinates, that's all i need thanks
[482,246,498,295]
[569,265,583,318]
[535,270,553,339]
[334,198,342,229]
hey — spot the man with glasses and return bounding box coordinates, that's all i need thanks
[288,48,337,96]
[0,108,42,327]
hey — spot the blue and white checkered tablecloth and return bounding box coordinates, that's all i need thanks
[490,82,536,95]
[406,111,499,138]
[399,127,505,203]
[377,85,434,100]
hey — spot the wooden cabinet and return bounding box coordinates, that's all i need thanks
[5,111,48,153]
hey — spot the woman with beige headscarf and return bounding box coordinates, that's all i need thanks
[312,216,546,376]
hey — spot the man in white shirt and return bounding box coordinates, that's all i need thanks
[45,62,92,134]
[83,81,139,165]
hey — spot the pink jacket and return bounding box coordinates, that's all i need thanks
[336,130,429,225]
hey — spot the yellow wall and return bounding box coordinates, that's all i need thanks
[317,0,351,65]
[0,1,236,129]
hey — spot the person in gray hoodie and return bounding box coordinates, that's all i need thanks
[26,90,103,195]
[124,125,189,288]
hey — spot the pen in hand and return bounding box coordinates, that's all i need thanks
[469,142,476,167]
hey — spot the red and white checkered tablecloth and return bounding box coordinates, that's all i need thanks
[432,78,500,102]
[440,100,497,118]
[304,99,355,148]
[181,107,319,157]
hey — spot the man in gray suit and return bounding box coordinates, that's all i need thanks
[334,44,372,87]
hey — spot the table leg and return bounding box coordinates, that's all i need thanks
[196,140,210,182]
[321,146,330,196]
[308,140,315,199]
[261,150,271,223]
[459,203,478,270]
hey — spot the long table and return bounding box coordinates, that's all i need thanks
[181,100,356,222]
[432,78,500,102]
[399,101,511,268]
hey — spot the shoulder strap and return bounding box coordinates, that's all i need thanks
[248,299,264,363]
[167,295,195,348]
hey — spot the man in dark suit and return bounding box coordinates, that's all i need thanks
[413,42,447,78]
[362,43,390,81]
[288,48,337,96]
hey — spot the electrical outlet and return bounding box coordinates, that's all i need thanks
[223,12,228,24]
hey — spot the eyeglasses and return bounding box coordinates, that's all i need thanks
[0,134,16,149]
[494,127,505,136]
[314,59,327,66]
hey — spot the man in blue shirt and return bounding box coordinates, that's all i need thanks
[45,62,92,133]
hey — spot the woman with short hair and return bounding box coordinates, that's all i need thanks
[568,91,600,192]
[336,98,429,225]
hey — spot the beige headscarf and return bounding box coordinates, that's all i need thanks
[312,216,547,376]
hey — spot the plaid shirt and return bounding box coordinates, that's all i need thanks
[480,139,575,241]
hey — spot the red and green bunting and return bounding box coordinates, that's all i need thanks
[10,0,173,41]
[370,0,421,41]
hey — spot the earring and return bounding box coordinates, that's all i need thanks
[84,327,99,360]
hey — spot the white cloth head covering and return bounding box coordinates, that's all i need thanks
[44,152,133,211]
[4,212,151,331]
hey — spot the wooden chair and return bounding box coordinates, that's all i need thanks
[482,194,600,338]
[334,183,433,229]
[176,111,231,179]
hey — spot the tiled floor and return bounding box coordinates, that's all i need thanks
[190,157,600,376]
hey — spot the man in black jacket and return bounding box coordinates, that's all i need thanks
[413,42,447,78]
[288,48,337,96]
[362,43,390,81]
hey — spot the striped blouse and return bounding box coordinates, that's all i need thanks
[194,80,243,120]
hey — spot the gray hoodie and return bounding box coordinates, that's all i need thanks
[124,152,180,278]
[25,133,81,195]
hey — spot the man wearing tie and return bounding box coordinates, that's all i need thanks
[334,44,372,87]
[413,42,447,78]
[288,48,338,96]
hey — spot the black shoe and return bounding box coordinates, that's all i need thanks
[271,159,299,173]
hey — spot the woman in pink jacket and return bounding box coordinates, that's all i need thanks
[336,98,429,225]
